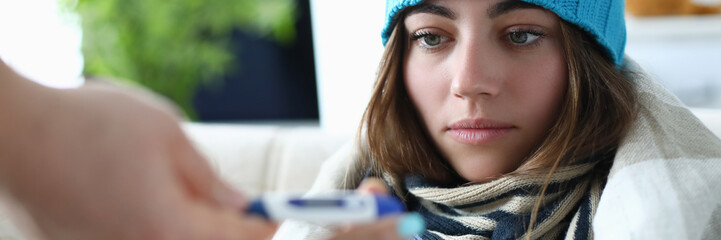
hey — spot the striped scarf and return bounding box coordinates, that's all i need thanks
[403,156,608,240]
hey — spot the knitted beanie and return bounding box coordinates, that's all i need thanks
[381,0,626,66]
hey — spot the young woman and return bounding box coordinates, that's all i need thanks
[352,0,635,238]
[275,0,721,239]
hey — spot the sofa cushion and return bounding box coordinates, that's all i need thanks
[182,123,351,196]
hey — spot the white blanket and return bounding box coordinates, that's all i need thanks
[593,59,721,239]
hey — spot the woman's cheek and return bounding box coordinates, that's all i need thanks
[405,57,449,128]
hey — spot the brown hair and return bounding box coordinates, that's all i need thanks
[354,12,637,204]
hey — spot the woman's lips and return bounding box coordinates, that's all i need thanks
[446,119,515,145]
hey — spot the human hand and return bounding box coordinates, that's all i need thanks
[328,178,425,240]
[0,82,276,240]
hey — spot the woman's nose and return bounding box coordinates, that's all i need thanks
[450,40,503,100]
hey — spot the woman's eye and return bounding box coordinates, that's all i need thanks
[507,30,543,46]
[422,35,443,46]
[410,31,448,50]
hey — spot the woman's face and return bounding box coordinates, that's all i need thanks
[403,0,567,182]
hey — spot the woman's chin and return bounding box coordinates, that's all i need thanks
[453,164,509,184]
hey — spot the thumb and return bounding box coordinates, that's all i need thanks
[357,177,391,195]
[171,132,246,209]
[184,201,277,240]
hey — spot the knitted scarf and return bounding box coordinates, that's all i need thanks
[403,156,608,240]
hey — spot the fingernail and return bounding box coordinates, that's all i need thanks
[397,213,425,238]
[229,188,247,208]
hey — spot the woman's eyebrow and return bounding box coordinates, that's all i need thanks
[487,0,545,18]
[406,3,457,20]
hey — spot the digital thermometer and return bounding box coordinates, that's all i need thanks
[245,192,405,224]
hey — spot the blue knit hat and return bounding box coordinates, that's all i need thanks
[381,0,626,66]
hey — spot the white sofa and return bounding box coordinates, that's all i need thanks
[0,108,720,239]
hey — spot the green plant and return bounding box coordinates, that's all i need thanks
[61,0,297,119]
